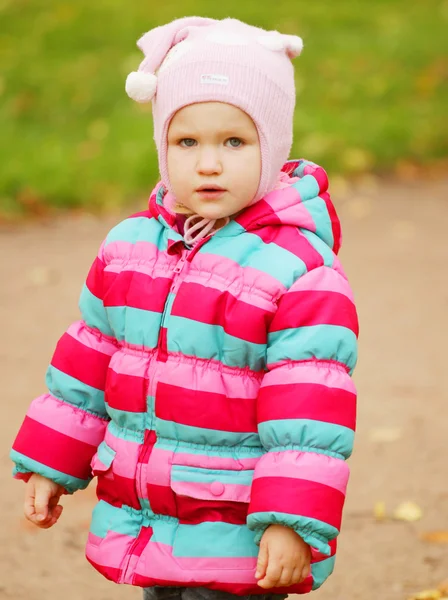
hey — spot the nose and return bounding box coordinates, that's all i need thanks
[196,146,223,176]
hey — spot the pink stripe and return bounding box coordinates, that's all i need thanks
[158,359,262,398]
[136,541,258,583]
[263,362,356,394]
[253,450,349,494]
[172,480,251,503]
[172,451,259,471]
[86,531,136,569]
[291,265,355,301]
[187,251,286,301]
[263,187,317,231]
[103,239,176,269]
[146,447,172,486]
[103,430,140,479]
[66,321,118,355]
[26,393,107,445]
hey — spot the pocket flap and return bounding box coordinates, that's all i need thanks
[171,465,253,504]
[90,441,116,474]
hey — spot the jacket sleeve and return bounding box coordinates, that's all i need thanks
[247,265,358,556]
[10,240,118,493]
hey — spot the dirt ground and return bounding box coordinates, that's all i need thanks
[1,177,447,600]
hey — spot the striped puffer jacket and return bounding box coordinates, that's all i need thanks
[11,159,358,595]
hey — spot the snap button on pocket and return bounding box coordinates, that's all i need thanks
[210,481,225,496]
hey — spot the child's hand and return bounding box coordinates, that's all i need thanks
[255,524,311,589]
[24,473,65,529]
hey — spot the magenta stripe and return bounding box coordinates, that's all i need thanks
[263,361,356,393]
[172,283,273,344]
[156,383,258,433]
[258,381,356,430]
[253,450,349,494]
[251,226,324,271]
[270,290,358,334]
[51,328,114,391]
[102,270,172,312]
[26,393,107,445]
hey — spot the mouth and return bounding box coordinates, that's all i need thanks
[195,185,226,199]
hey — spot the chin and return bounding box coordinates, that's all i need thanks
[194,206,232,221]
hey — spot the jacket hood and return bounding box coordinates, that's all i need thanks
[150,159,342,255]
[235,159,342,255]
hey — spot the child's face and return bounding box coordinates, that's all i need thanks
[167,102,261,221]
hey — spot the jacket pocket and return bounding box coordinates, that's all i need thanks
[90,441,116,478]
[170,465,258,571]
[170,465,253,504]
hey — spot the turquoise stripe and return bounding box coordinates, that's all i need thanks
[146,395,156,431]
[108,421,144,443]
[292,173,320,200]
[268,324,358,374]
[90,500,142,539]
[163,292,176,320]
[292,160,308,178]
[155,438,264,458]
[173,522,259,558]
[312,556,336,590]
[97,441,116,468]
[299,227,334,267]
[258,419,354,459]
[79,284,114,337]
[167,316,266,371]
[247,511,337,555]
[151,519,177,546]
[104,216,167,251]
[46,365,107,417]
[106,405,147,432]
[106,306,161,348]
[156,418,262,448]
[172,465,254,486]
[204,228,307,288]
[10,450,88,493]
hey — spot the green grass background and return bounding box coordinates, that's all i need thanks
[0,0,447,216]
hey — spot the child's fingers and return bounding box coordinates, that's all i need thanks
[34,486,51,523]
[257,561,282,589]
[255,543,268,580]
[301,563,311,581]
[291,566,304,584]
[278,567,294,587]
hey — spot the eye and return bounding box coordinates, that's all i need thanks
[226,137,243,148]
[179,138,197,148]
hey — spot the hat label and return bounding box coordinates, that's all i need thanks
[200,74,229,85]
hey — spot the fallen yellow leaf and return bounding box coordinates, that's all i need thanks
[408,590,442,600]
[394,501,423,522]
[373,501,387,521]
[420,531,448,544]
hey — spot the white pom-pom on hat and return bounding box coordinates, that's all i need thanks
[125,71,158,103]
[282,35,304,58]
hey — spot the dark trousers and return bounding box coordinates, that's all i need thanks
[143,586,287,600]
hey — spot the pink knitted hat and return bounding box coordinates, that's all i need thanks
[125,17,303,203]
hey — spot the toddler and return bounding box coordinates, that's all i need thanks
[11,16,358,600]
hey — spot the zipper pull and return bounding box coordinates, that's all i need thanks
[173,253,188,274]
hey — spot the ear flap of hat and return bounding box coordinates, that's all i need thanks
[125,16,217,103]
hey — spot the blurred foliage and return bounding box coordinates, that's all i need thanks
[0,0,447,216]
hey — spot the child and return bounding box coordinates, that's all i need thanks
[11,16,358,600]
